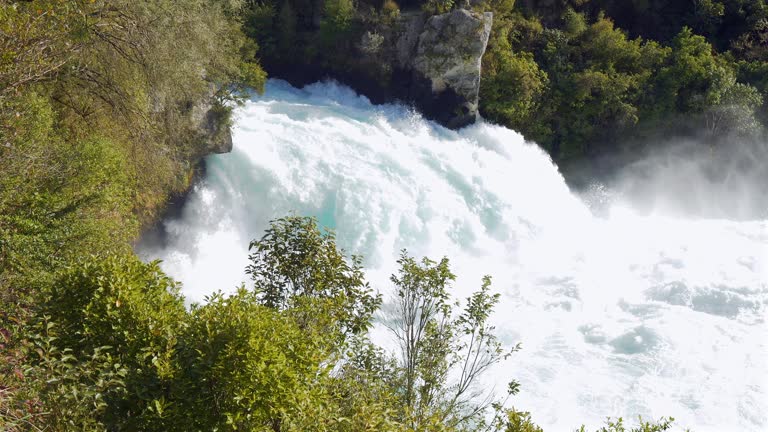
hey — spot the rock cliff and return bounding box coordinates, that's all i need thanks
[189,96,233,155]
[411,9,493,128]
[265,8,493,130]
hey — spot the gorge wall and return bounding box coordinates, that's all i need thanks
[264,8,493,129]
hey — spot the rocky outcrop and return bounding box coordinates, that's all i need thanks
[394,12,426,69]
[189,98,233,154]
[264,8,493,130]
[152,85,233,156]
[410,9,493,128]
[380,9,493,128]
[189,88,232,155]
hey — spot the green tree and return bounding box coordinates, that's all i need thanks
[498,409,544,432]
[423,0,455,15]
[481,48,549,130]
[329,337,407,431]
[691,0,725,36]
[244,1,278,58]
[173,217,396,431]
[246,216,381,339]
[653,27,722,112]
[320,0,355,48]
[703,81,763,136]
[731,17,768,61]
[0,94,135,304]
[388,251,517,430]
[0,321,127,431]
[562,7,587,37]
[577,416,677,432]
[649,27,763,136]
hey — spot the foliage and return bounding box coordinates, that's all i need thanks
[731,17,768,61]
[495,410,679,432]
[481,49,548,130]
[0,0,266,225]
[173,288,337,431]
[246,215,382,339]
[423,0,455,15]
[173,217,399,432]
[381,0,401,23]
[480,3,768,158]
[388,251,517,430]
[329,337,406,431]
[649,27,763,137]
[41,255,186,430]
[0,3,267,424]
[498,409,544,432]
[0,319,127,432]
[320,0,356,46]
[576,416,678,432]
[0,0,268,311]
[244,1,277,57]
[0,92,135,304]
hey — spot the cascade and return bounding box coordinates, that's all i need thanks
[140,79,768,431]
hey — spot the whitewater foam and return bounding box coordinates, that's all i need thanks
[139,79,768,431]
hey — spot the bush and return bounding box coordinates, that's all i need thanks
[0,321,127,431]
[320,0,356,45]
[481,50,548,130]
[43,255,186,430]
[172,289,337,431]
[499,409,544,432]
[246,216,381,339]
[381,0,400,23]
[422,0,455,15]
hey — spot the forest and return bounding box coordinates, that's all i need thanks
[241,0,768,158]
[3,0,763,430]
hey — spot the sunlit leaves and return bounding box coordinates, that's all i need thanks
[246,216,381,339]
[389,251,516,431]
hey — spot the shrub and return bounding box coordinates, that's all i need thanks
[43,255,186,430]
[422,0,455,15]
[381,0,400,23]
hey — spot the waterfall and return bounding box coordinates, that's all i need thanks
[139,79,768,431]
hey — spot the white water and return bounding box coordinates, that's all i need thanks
[140,80,768,431]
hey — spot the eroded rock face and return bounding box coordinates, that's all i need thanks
[412,9,493,128]
[264,8,493,130]
[395,11,426,69]
[188,91,233,155]
[196,105,233,155]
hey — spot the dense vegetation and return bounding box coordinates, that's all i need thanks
[2,213,678,431]
[481,0,768,158]
[237,0,768,159]
[0,0,265,305]
[0,0,266,428]
[0,0,721,430]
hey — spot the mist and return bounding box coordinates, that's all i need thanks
[569,136,768,221]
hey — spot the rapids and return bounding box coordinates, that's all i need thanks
[139,79,768,431]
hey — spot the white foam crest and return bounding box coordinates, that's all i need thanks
[139,79,768,431]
